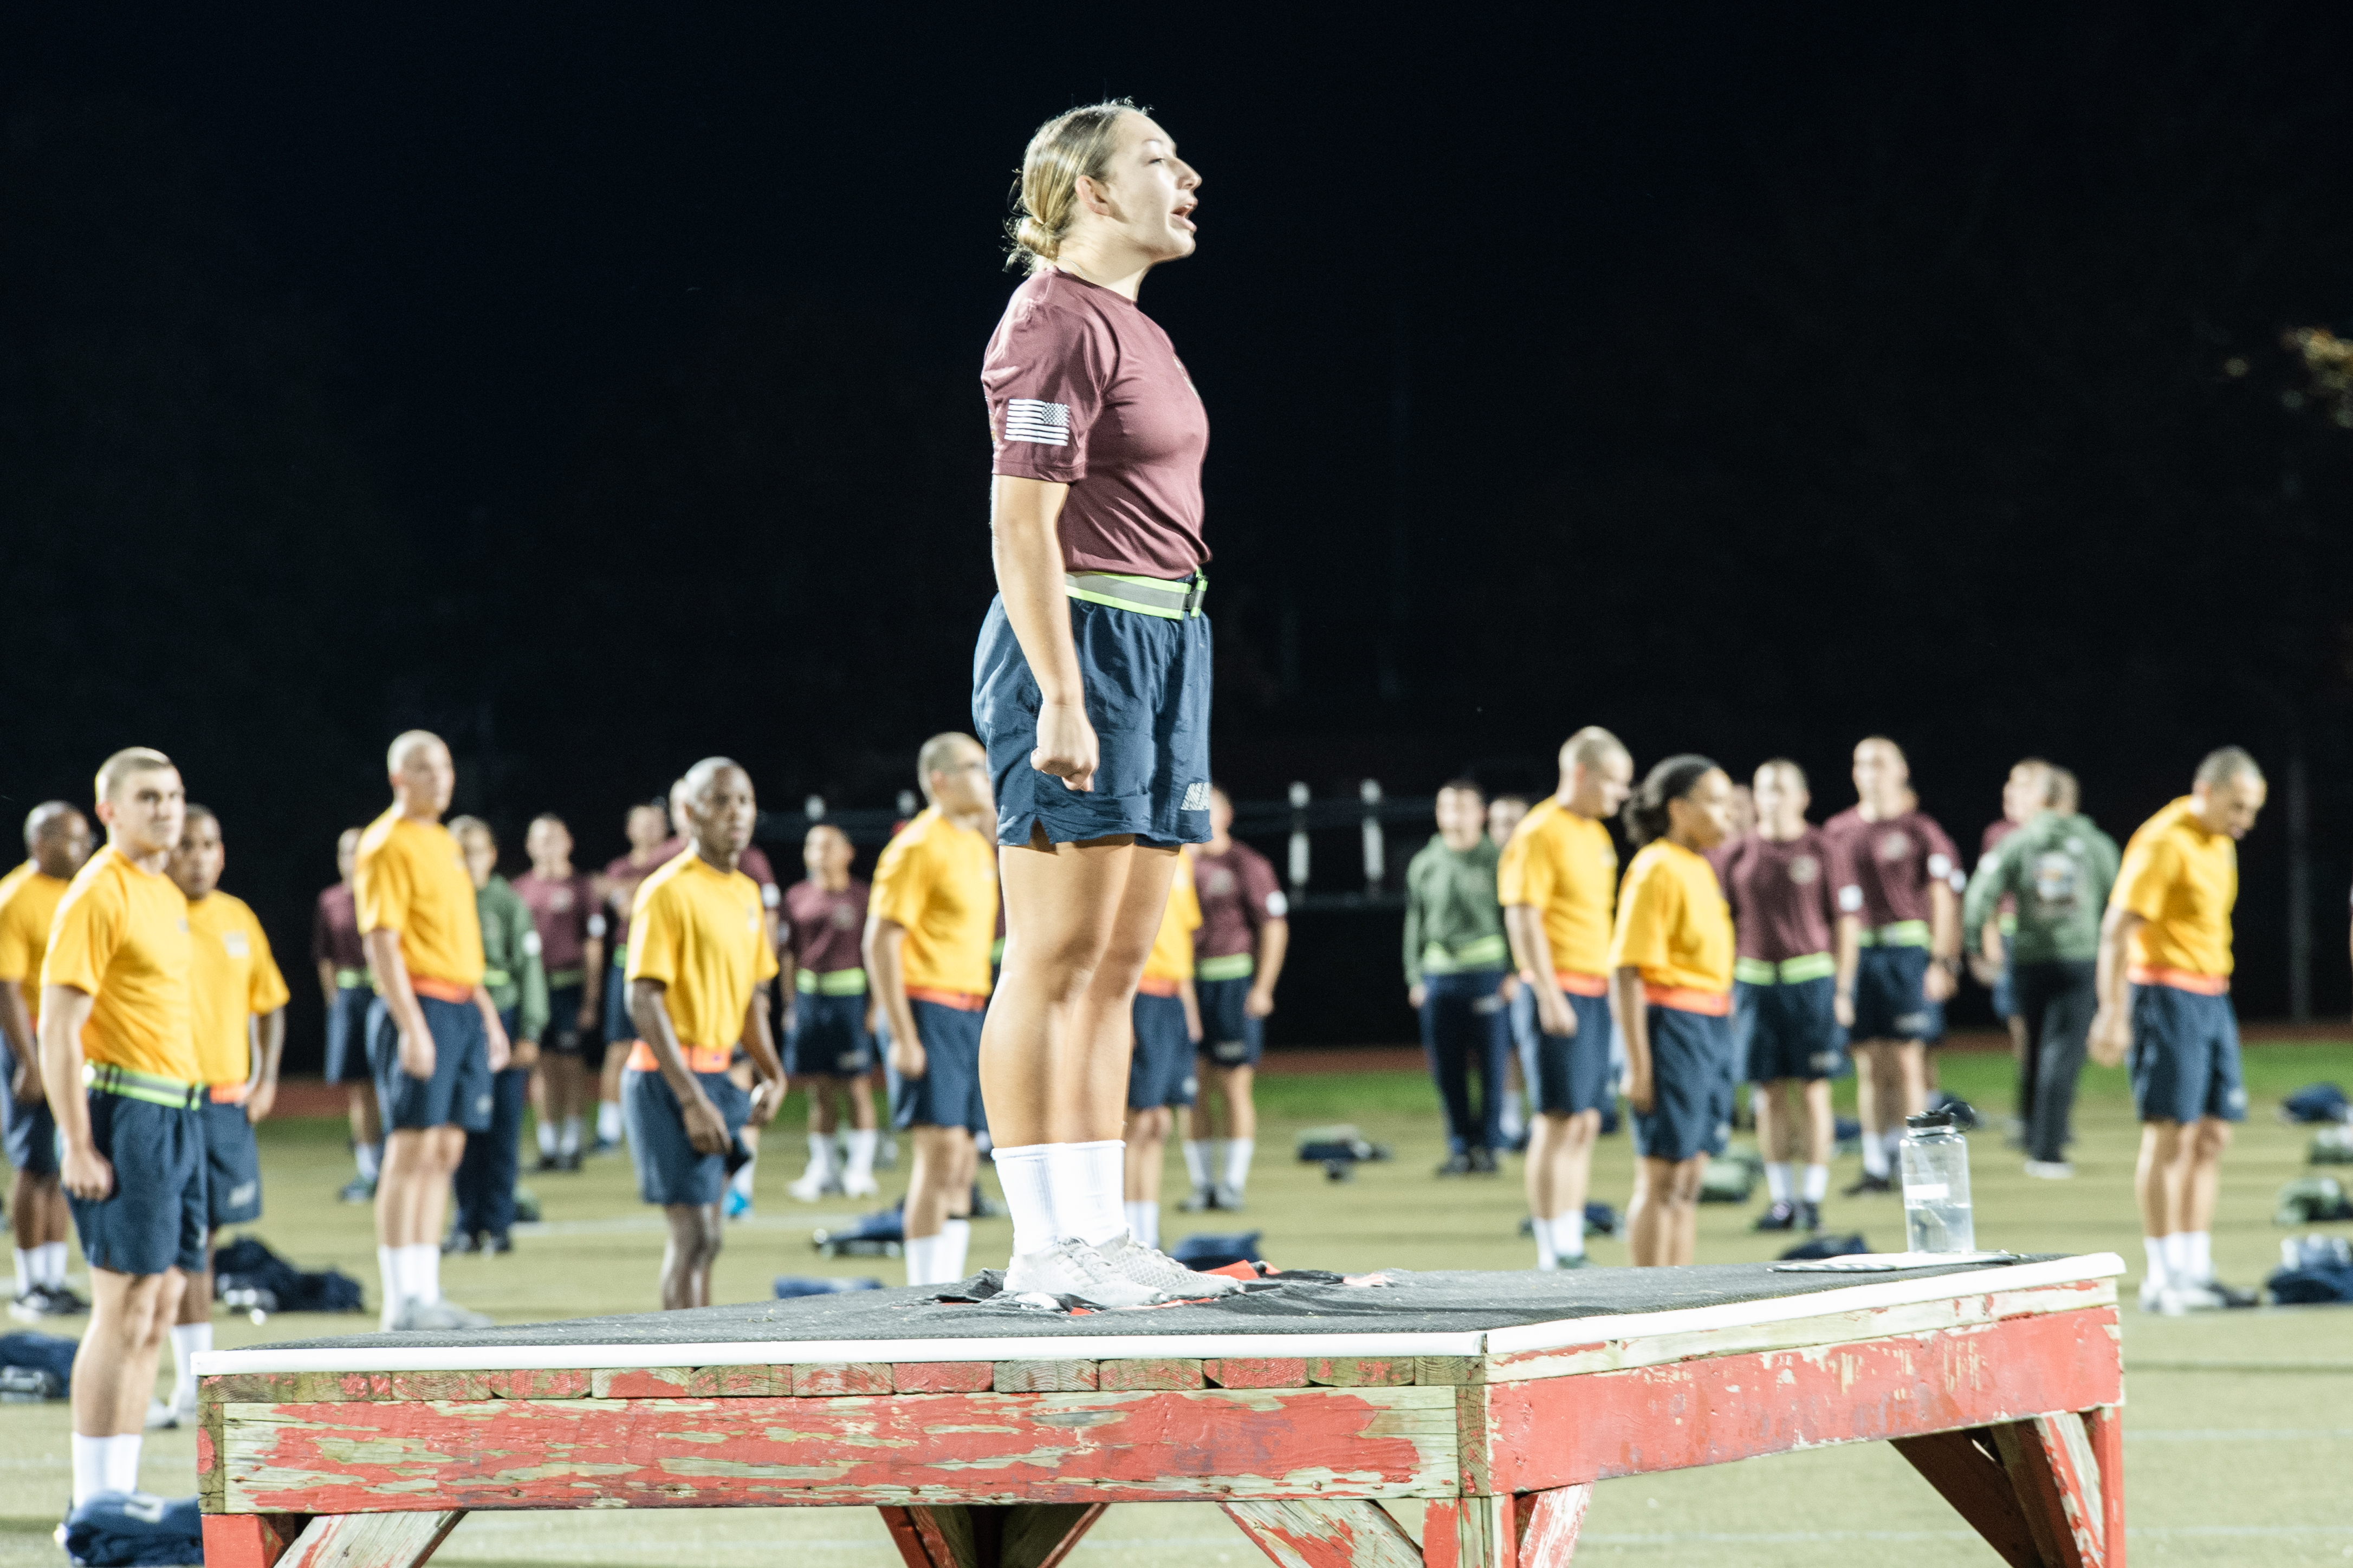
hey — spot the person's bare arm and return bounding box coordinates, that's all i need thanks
[1180,976,1203,1043]
[580,927,605,1031]
[1247,918,1288,1018]
[775,947,800,1038]
[315,958,339,1008]
[1504,905,1576,1037]
[1833,917,1861,1030]
[0,981,39,1102]
[627,977,728,1155]
[991,476,1094,790]
[1924,882,1960,1002]
[1611,966,1652,1113]
[864,917,923,1079]
[473,984,511,1072]
[2088,907,2144,1067]
[741,981,785,1127]
[362,928,437,1079]
[39,985,107,1199]
[246,1007,286,1122]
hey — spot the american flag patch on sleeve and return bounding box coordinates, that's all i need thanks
[1003,398,1071,446]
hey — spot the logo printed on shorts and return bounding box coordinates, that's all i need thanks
[1003,398,1071,447]
[229,1180,257,1208]
[1181,782,1211,811]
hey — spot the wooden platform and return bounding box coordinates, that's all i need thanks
[196,1252,2128,1567]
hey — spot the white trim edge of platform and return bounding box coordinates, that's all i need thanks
[191,1253,2123,1377]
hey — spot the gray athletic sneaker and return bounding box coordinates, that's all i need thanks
[1094,1234,1245,1299]
[1002,1238,1170,1308]
[393,1298,497,1331]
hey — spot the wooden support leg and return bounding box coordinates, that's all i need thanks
[1513,1486,1591,1567]
[200,1514,312,1568]
[1897,1415,2115,1568]
[2084,1406,2127,1567]
[1893,1428,2044,1568]
[1992,1414,2109,1568]
[1221,1499,1424,1568]
[275,1512,465,1568]
[878,1502,1109,1568]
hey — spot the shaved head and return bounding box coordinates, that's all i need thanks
[683,756,745,801]
[1560,726,1628,772]
[386,730,447,773]
[23,800,80,851]
[25,801,92,880]
[2194,746,2263,790]
[95,746,175,804]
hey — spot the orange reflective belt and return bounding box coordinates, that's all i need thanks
[906,987,989,1013]
[1135,976,1183,998]
[1644,984,1733,1017]
[625,1040,733,1073]
[410,977,474,1004]
[208,1082,251,1105]
[1551,971,1609,998]
[2128,965,2229,997]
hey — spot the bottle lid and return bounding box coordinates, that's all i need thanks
[1905,1110,1956,1130]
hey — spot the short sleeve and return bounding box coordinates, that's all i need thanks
[754,916,780,984]
[354,840,411,936]
[626,881,682,987]
[1497,829,1553,910]
[983,297,1111,485]
[1241,851,1286,922]
[1174,867,1203,937]
[41,877,119,997]
[1921,819,1961,887]
[2112,834,2179,922]
[870,832,936,932]
[1608,860,1676,973]
[0,899,34,984]
[246,914,292,1014]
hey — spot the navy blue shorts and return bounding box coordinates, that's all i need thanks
[322,985,374,1084]
[891,999,988,1133]
[1733,978,1846,1083]
[1851,946,1941,1042]
[2,1052,58,1176]
[1196,976,1263,1068]
[2128,983,2247,1124]
[1630,1005,1735,1164]
[543,984,586,1055]
[202,1098,263,1226]
[787,991,875,1078]
[367,994,495,1133]
[602,963,633,1046]
[973,592,1213,848]
[1129,992,1199,1109]
[623,1068,750,1207]
[1525,989,1613,1116]
[69,1091,206,1277]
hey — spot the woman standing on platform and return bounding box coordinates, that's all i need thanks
[1611,757,1739,1267]
[971,101,1237,1304]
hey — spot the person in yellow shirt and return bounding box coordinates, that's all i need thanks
[154,806,288,1429]
[1500,726,1634,1270]
[0,801,93,1320]
[37,748,198,1507]
[624,758,785,1310]
[353,731,507,1332]
[2091,746,2266,1315]
[1610,756,1738,1268]
[865,734,1001,1289]
[1124,851,1202,1251]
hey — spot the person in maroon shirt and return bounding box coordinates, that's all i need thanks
[1715,762,1858,1233]
[515,815,605,1172]
[779,824,879,1202]
[595,800,677,1152]
[1822,737,1964,1194]
[1179,786,1288,1211]
[310,827,380,1202]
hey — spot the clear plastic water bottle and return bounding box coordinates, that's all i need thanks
[1901,1110,1975,1253]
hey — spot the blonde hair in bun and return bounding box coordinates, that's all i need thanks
[1006,100,1141,274]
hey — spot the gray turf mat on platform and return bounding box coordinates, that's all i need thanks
[249,1256,2067,1355]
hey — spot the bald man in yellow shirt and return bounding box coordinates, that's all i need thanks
[0,801,93,1319]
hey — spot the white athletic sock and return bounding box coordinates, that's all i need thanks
[993,1143,1059,1256]
[38,1241,67,1288]
[1182,1140,1211,1191]
[536,1118,558,1157]
[559,1115,582,1157]
[1534,1216,1559,1270]
[728,1157,756,1202]
[71,1434,109,1506]
[1222,1137,1254,1193]
[844,1128,878,1181]
[2142,1236,2170,1289]
[355,1142,381,1181]
[1860,1131,1889,1179]
[1548,1211,1586,1259]
[2162,1233,2194,1281]
[1125,1201,1159,1251]
[938,1218,971,1281]
[12,1248,32,1298]
[1765,1163,1793,1204]
[1499,1090,1526,1142]
[598,1101,623,1143]
[169,1322,212,1409]
[1802,1164,1829,1203]
[1881,1128,1905,1167]
[377,1245,401,1317]
[399,1242,440,1305]
[904,1232,943,1286]
[1044,1141,1127,1245]
[102,1434,142,1496]
[2185,1231,2212,1283]
[805,1131,835,1180]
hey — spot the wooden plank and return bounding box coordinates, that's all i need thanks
[1097,1359,1205,1392]
[198,1397,227,1510]
[790,1363,890,1397]
[1515,1486,1590,1568]
[1453,1387,1491,1498]
[388,1372,496,1402]
[1485,1306,2123,1492]
[876,1505,944,1568]
[994,1359,1098,1394]
[1222,1499,1425,1568]
[200,1513,310,1568]
[1309,1358,1415,1388]
[591,1367,693,1397]
[1892,1428,2042,1568]
[222,1386,1462,1512]
[482,1369,591,1400]
[894,1362,995,1394]
[1412,1357,1479,1387]
[2084,1405,2126,1562]
[1992,1415,2105,1568]
[1205,1358,1308,1389]
[688,1365,787,1397]
[1422,1495,1511,1568]
[279,1511,464,1568]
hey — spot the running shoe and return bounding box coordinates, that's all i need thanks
[442,1229,478,1255]
[9,1288,65,1324]
[38,1284,89,1316]
[1094,1233,1246,1298]
[1752,1200,1801,1232]
[1001,1239,1168,1308]
[2023,1160,2075,1180]
[535,1152,564,1173]
[1176,1185,1218,1213]
[1433,1152,1475,1177]
[1468,1147,1500,1175]
[723,1187,753,1220]
[1211,1182,1246,1212]
[394,1298,497,1331]
[337,1176,377,1204]
[481,1232,514,1255]
[1545,1253,1591,1270]
[1797,1199,1823,1233]
[2152,1281,2225,1315]
[1841,1172,1893,1196]
[841,1172,879,1199]
[2189,1277,2259,1309]
[786,1168,838,1203]
[144,1396,182,1431]
[558,1150,584,1173]
[2137,1275,2166,1313]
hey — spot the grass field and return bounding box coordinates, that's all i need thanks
[7,1044,2353,1566]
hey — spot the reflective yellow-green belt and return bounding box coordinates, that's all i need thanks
[1734,952,1838,986]
[85,1062,203,1109]
[1853,920,1931,948]
[1418,934,1512,975]
[797,967,869,997]
[334,967,371,991]
[1196,952,1255,983]
[483,967,516,990]
[547,967,586,990]
[1065,569,1207,620]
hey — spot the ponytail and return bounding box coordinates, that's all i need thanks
[1622,754,1719,847]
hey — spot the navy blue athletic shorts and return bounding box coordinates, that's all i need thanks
[322,985,375,1084]
[2,1051,59,1176]
[623,1066,750,1207]
[1851,946,1941,1042]
[1128,991,1199,1109]
[787,992,875,1078]
[367,993,494,1133]
[543,983,586,1056]
[69,1091,206,1276]
[973,591,1213,848]
[602,962,632,1047]
[1630,1004,1735,1164]
[202,1098,263,1226]
[1525,988,1613,1116]
[1733,977,1847,1083]
[2128,983,2247,1124]
[1196,975,1263,1068]
[890,999,988,1133]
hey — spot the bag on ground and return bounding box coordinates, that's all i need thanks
[60,1492,203,1567]
[2279,1083,2350,1124]
[0,1330,75,1397]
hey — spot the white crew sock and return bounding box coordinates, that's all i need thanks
[38,1242,67,1288]
[1534,1215,1559,1270]
[1882,1128,1905,1166]
[71,1435,109,1505]
[1499,1089,1527,1143]
[102,1433,142,1496]
[355,1142,381,1182]
[1222,1137,1255,1193]
[1802,1164,1829,1203]
[1182,1140,1211,1190]
[938,1218,971,1281]
[2185,1231,2212,1283]
[377,1245,401,1319]
[598,1101,623,1143]
[1045,1141,1127,1244]
[1548,1211,1586,1259]
[398,1242,440,1305]
[1125,1200,1159,1251]
[904,1232,943,1286]
[1765,1163,1793,1204]
[2163,1232,2194,1281]
[805,1131,836,1181]
[12,1248,32,1298]
[169,1322,212,1409]
[1860,1130,1889,1179]
[993,1143,1059,1256]
[559,1115,582,1156]
[2142,1236,2170,1290]
[537,1118,558,1157]
[844,1128,878,1181]
[728,1157,756,1202]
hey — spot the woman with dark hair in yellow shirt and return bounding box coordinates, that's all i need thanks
[1610,756,1738,1267]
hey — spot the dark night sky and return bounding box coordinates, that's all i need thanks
[6,5,2353,1060]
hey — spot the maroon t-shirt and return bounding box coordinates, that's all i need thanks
[1714,829,1845,962]
[310,883,365,972]
[785,879,869,975]
[1823,808,1960,929]
[739,845,781,920]
[514,871,600,974]
[1193,842,1286,960]
[603,848,676,948]
[982,268,1210,579]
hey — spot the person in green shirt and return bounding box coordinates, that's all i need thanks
[1960,767,2118,1177]
[450,818,548,1252]
[1404,779,1513,1176]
